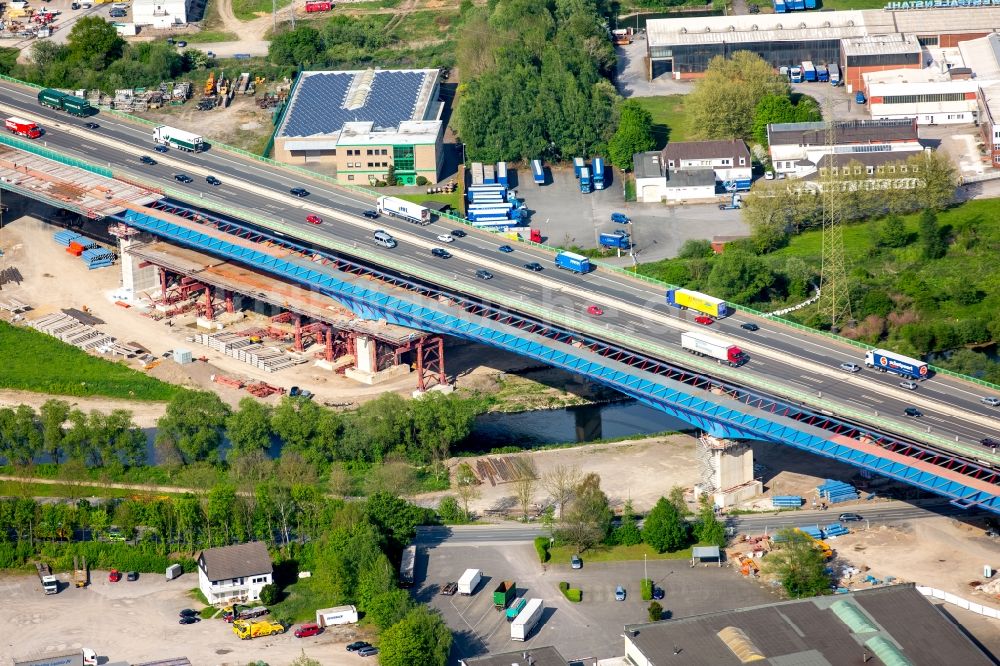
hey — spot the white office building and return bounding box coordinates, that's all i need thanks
[133,0,188,28]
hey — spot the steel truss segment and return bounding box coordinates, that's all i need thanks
[117,208,1000,513]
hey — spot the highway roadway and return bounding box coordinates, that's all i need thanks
[414,502,989,546]
[1,83,998,457]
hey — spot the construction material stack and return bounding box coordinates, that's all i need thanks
[73,556,88,588]
[816,480,858,504]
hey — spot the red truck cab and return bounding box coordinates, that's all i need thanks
[5,116,41,139]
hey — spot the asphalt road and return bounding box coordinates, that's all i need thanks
[415,502,986,545]
[1,84,998,458]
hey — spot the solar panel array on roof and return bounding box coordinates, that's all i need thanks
[281,71,428,138]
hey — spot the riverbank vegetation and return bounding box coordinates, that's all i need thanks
[0,322,179,401]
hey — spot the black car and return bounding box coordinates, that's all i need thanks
[431,248,451,259]
[904,406,922,417]
[154,145,168,153]
[178,609,198,617]
[362,209,379,219]
[981,437,1000,449]
[206,175,221,186]
[839,513,863,522]
[139,155,156,165]
[346,641,372,652]
[475,269,494,280]
[84,122,99,129]
[741,322,760,331]
[176,40,187,47]
[451,229,468,238]
[523,262,543,272]
[174,174,193,183]
[126,571,138,581]
[290,187,309,197]
[179,616,200,625]
[441,581,458,595]
[652,586,664,600]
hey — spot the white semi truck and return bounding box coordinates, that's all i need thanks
[376,196,431,225]
[510,598,543,641]
[153,125,204,152]
[680,331,748,367]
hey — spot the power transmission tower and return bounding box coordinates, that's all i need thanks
[819,110,852,332]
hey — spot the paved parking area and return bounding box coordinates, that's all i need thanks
[416,541,778,662]
[513,164,749,263]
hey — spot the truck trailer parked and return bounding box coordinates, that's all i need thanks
[152,125,204,152]
[573,157,585,178]
[316,605,359,626]
[496,161,509,187]
[828,63,841,85]
[38,88,93,117]
[801,61,817,82]
[593,157,606,190]
[599,232,630,249]
[506,597,527,621]
[681,331,748,367]
[377,196,430,225]
[399,544,416,588]
[531,159,545,184]
[165,563,182,580]
[666,288,729,318]
[493,580,516,609]
[579,167,592,193]
[14,648,98,666]
[555,251,590,273]
[864,349,928,380]
[458,568,482,595]
[510,598,543,641]
[5,116,41,139]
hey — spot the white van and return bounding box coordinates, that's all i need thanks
[111,2,130,8]
[373,230,397,248]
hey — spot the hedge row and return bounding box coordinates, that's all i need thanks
[534,536,550,563]
[558,581,581,603]
[0,541,196,574]
[641,578,653,601]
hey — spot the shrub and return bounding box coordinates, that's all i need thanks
[259,583,278,605]
[640,578,653,601]
[559,581,581,602]
[416,176,429,186]
[534,536,550,563]
[648,601,663,621]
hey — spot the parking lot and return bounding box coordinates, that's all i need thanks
[512,164,750,263]
[0,571,367,665]
[417,540,778,662]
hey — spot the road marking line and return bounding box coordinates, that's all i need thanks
[861,395,884,404]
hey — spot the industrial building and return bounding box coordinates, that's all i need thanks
[460,647,571,666]
[767,118,922,179]
[978,82,1000,165]
[863,70,979,125]
[272,68,444,186]
[633,140,751,203]
[645,6,1000,90]
[132,0,188,28]
[622,584,994,666]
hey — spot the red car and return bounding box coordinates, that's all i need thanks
[587,305,604,316]
[694,315,714,325]
[108,569,122,582]
[306,214,323,225]
[294,622,322,638]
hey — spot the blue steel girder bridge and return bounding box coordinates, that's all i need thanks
[0,134,998,515]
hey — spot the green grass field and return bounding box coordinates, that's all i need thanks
[231,0,293,21]
[395,190,464,211]
[0,322,179,401]
[390,10,460,43]
[631,95,695,147]
[184,30,240,43]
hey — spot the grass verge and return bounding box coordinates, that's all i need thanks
[231,0,293,21]
[184,30,240,43]
[550,543,694,563]
[395,190,463,211]
[0,322,180,400]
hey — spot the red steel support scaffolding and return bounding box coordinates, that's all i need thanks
[396,336,446,391]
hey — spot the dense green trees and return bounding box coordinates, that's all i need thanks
[641,496,689,553]
[608,100,656,170]
[764,529,831,598]
[455,0,617,162]
[687,52,791,141]
[378,606,453,666]
[751,94,821,147]
[155,391,230,465]
[556,472,613,551]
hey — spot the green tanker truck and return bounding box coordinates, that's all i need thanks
[38,88,94,117]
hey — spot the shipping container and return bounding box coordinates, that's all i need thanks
[496,161,509,187]
[316,605,359,627]
[458,568,482,595]
[510,599,543,641]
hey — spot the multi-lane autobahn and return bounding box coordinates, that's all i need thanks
[1,81,998,458]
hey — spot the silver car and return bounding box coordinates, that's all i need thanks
[899,380,918,391]
[981,396,1000,407]
[839,363,861,373]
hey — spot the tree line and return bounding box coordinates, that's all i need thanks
[0,390,484,476]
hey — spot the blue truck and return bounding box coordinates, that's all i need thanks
[789,66,803,83]
[579,167,592,194]
[805,0,816,7]
[592,157,606,190]
[573,157,585,179]
[531,159,545,185]
[555,251,590,273]
[773,0,787,12]
[599,232,630,249]
[801,61,817,82]
[496,162,509,187]
[828,63,841,86]
[865,349,929,380]
[817,65,829,82]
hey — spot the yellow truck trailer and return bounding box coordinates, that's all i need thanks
[665,288,730,318]
[233,619,285,640]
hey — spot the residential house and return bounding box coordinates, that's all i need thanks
[633,151,716,203]
[197,541,273,605]
[660,140,753,191]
